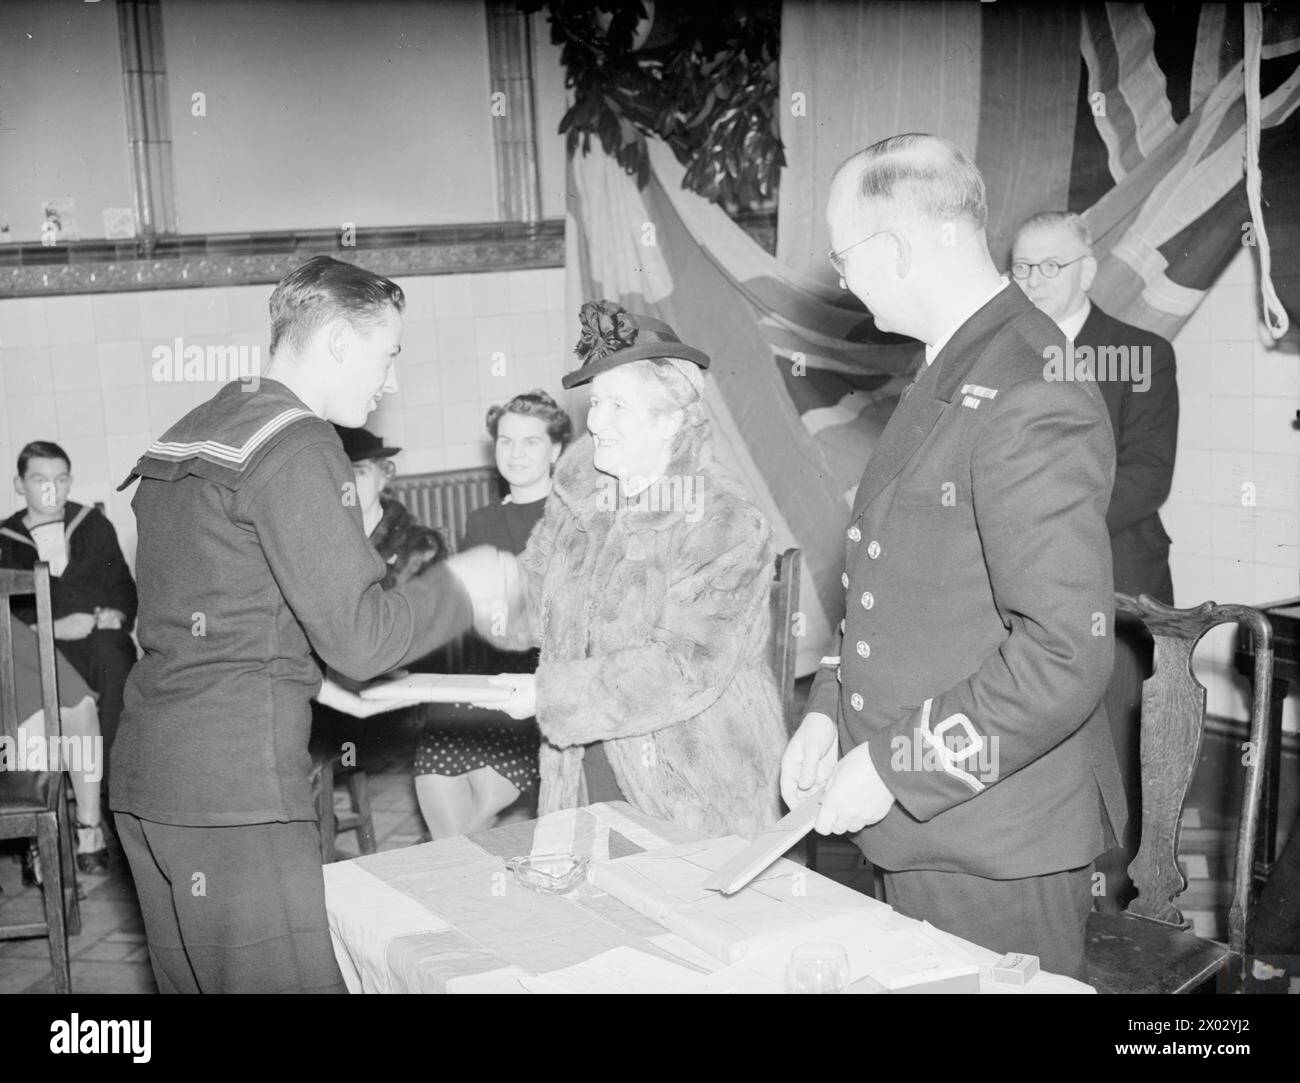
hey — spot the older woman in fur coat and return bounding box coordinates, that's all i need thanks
[496,303,787,839]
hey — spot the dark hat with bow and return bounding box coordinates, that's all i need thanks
[561,300,710,389]
[334,425,401,463]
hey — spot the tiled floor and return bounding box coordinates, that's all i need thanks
[0,834,155,995]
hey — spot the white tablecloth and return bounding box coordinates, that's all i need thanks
[324,801,1092,994]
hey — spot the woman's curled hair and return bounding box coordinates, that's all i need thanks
[485,389,573,449]
[635,357,707,430]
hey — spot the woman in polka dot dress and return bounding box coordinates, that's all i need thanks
[412,391,572,838]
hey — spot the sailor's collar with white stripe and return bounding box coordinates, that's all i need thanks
[118,379,324,492]
[0,501,94,550]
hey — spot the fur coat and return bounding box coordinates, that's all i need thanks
[519,422,786,839]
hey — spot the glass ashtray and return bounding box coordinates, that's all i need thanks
[505,853,590,895]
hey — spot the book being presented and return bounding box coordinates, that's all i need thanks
[358,672,520,705]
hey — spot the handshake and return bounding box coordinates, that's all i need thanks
[444,545,533,651]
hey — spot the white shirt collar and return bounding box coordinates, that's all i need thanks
[29,520,69,578]
[1055,298,1092,343]
[924,277,1011,366]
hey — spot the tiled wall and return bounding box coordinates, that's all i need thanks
[1164,248,1300,731]
[0,267,569,567]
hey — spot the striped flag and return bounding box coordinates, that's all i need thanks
[1078,2,1300,338]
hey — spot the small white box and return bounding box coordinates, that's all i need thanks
[992,952,1040,985]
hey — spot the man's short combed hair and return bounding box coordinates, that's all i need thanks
[1016,210,1093,254]
[841,133,987,229]
[268,255,405,356]
[17,440,71,477]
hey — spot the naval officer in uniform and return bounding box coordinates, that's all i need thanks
[781,134,1128,980]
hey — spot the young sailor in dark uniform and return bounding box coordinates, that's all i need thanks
[110,256,518,993]
[2,441,138,817]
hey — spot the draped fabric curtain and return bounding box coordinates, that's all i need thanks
[567,138,930,671]
[777,0,1082,279]
[775,1,982,282]
[569,141,860,671]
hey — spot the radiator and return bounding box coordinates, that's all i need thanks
[389,466,503,555]
[388,466,505,674]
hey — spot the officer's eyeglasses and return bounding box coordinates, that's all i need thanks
[1009,254,1088,280]
[828,229,891,276]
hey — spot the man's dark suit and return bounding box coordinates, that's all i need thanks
[1074,303,1179,909]
[805,285,1128,979]
[1079,304,1178,601]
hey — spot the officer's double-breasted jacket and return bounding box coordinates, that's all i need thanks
[805,285,1129,879]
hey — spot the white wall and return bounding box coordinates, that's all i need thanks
[1164,247,1300,731]
[0,1,570,242]
[163,0,498,232]
[0,0,134,243]
[0,267,569,567]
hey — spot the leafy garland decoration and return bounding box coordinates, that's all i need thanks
[522,1,785,213]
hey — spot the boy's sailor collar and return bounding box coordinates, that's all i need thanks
[0,501,93,550]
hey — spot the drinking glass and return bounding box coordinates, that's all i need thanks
[785,941,850,993]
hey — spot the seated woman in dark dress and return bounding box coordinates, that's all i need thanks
[412,391,572,838]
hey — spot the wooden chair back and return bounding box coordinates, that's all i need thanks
[1,564,61,747]
[1120,591,1274,959]
[769,548,801,736]
[0,562,78,992]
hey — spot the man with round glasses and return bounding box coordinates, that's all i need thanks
[1011,211,1179,914]
[1010,253,1088,289]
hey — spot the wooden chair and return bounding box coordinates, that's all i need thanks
[310,742,377,864]
[1085,592,1275,994]
[770,549,801,735]
[0,564,82,993]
